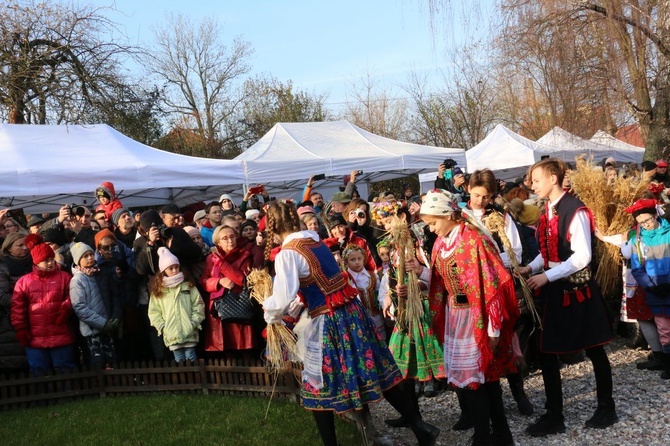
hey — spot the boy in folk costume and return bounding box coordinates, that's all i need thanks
[518,159,617,436]
[422,189,519,446]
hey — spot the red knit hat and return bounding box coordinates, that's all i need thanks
[625,198,657,218]
[25,234,55,265]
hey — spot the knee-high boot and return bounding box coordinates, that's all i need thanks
[313,411,337,446]
[507,371,534,415]
[383,384,440,446]
[384,380,421,428]
[452,387,474,430]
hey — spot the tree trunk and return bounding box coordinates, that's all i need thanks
[645,3,670,160]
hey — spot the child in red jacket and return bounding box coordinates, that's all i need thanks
[11,234,76,375]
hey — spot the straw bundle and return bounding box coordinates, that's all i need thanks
[387,216,423,332]
[569,157,648,295]
[484,211,542,329]
[247,268,298,374]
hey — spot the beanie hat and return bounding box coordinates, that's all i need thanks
[327,213,347,230]
[70,242,94,266]
[41,227,66,247]
[95,229,116,248]
[25,234,54,265]
[183,226,200,238]
[517,203,541,226]
[245,209,260,219]
[158,246,179,272]
[219,194,234,203]
[111,208,129,226]
[139,209,163,233]
[239,219,258,234]
[297,205,316,216]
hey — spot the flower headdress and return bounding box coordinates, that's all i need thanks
[370,201,403,223]
[342,243,365,261]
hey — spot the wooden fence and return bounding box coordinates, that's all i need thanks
[0,358,303,410]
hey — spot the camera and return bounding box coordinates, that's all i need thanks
[313,173,326,181]
[67,204,86,218]
[354,210,366,219]
[151,222,173,239]
[443,159,456,170]
[355,170,363,175]
[248,185,264,195]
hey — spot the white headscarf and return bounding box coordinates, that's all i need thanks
[419,189,461,216]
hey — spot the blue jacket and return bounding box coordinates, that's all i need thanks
[630,217,670,316]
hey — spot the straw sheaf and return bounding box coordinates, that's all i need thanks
[570,157,649,295]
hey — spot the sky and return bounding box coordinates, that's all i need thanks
[107,0,485,110]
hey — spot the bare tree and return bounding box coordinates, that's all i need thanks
[343,72,410,140]
[236,75,329,149]
[147,14,253,157]
[406,44,500,148]
[0,0,133,124]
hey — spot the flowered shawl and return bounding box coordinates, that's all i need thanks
[428,223,519,376]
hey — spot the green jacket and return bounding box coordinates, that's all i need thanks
[149,282,205,347]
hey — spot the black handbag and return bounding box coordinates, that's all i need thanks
[213,288,254,322]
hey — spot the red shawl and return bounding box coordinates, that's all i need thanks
[428,223,519,378]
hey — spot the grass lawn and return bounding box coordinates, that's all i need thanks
[0,394,363,446]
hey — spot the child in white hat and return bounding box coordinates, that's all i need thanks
[148,247,205,362]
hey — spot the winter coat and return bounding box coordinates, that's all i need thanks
[148,282,205,347]
[70,268,120,337]
[324,227,377,272]
[630,217,670,316]
[11,269,75,349]
[95,181,124,220]
[0,256,32,369]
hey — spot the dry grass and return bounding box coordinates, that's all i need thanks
[569,157,648,295]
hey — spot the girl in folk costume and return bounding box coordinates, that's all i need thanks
[519,159,616,437]
[261,201,439,446]
[465,169,534,417]
[374,202,446,427]
[422,189,519,446]
[343,244,385,341]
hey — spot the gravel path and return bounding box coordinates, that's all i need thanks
[370,340,670,446]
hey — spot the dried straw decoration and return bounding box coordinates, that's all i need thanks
[386,216,423,332]
[569,156,648,295]
[484,211,542,329]
[247,268,298,374]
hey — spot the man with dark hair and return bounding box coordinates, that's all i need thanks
[519,158,616,437]
[641,160,657,182]
[200,201,222,248]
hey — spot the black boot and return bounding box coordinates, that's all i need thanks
[423,378,438,398]
[383,380,420,428]
[525,412,566,437]
[660,352,670,379]
[637,351,665,370]
[507,372,534,416]
[453,389,474,430]
[410,419,440,446]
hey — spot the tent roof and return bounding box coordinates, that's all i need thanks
[538,127,644,163]
[465,124,568,179]
[590,130,646,159]
[0,124,246,213]
[235,121,465,183]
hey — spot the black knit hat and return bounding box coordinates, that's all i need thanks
[139,209,163,232]
[327,213,347,230]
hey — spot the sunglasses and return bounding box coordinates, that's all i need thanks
[98,243,117,251]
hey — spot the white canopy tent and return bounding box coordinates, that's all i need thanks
[590,130,646,161]
[419,124,570,191]
[236,121,466,201]
[538,127,644,164]
[0,124,246,214]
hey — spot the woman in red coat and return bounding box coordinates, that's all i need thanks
[323,213,376,273]
[11,235,76,375]
[200,225,256,356]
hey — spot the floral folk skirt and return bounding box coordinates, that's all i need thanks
[300,299,402,414]
[387,299,446,381]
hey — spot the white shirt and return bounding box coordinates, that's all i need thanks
[471,208,522,268]
[263,230,319,324]
[528,192,592,282]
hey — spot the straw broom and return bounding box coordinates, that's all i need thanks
[387,216,423,332]
[484,211,542,329]
[247,268,298,374]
